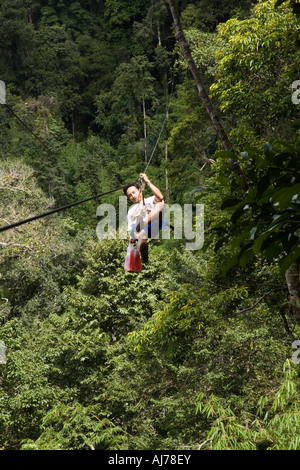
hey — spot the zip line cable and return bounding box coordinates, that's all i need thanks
[0,186,124,233]
[143,112,168,175]
[4,104,50,151]
[1,104,124,233]
[1,96,170,233]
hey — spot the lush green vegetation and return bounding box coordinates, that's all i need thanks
[0,0,300,450]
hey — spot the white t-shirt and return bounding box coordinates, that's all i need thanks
[127,196,159,231]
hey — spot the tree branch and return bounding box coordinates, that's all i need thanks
[165,0,248,190]
[166,0,232,151]
[216,287,286,323]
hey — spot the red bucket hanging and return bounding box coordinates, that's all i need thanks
[124,243,142,272]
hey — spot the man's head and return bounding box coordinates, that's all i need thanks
[123,182,142,203]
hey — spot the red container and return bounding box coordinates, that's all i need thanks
[124,244,142,272]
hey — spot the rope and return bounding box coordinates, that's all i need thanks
[0,104,124,233]
[4,104,49,151]
[143,112,168,175]
[142,71,174,176]
[0,186,124,233]
[0,94,171,233]
[138,108,169,203]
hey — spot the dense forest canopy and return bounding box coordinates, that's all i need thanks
[0,0,300,451]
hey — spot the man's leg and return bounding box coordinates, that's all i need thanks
[148,205,163,228]
[137,229,148,263]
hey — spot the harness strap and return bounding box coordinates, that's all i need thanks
[138,176,146,206]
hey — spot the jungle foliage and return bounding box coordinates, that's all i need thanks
[0,0,300,451]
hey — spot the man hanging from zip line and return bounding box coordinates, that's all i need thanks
[123,173,164,263]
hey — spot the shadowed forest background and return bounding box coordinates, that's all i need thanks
[0,0,300,450]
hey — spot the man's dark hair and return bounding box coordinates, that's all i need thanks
[123,181,140,195]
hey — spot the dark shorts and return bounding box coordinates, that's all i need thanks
[130,216,167,240]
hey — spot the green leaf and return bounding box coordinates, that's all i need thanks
[279,245,300,274]
[218,176,229,186]
[253,153,268,170]
[214,150,236,161]
[230,224,254,248]
[221,198,242,210]
[222,254,239,274]
[271,184,300,210]
[263,142,273,161]
[231,207,244,224]
[252,223,283,254]
[274,0,286,7]
[239,248,254,268]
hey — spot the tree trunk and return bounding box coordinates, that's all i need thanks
[166,0,233,152]
[166,0,248,188]
[166,0,300,329]
[23,1,33,24]
[0,147,6,161]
